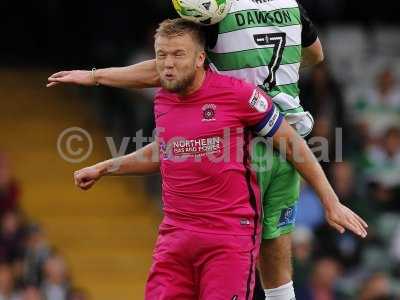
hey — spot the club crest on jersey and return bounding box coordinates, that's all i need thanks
[249,89,268,113]
[202,104,216,122]
[159,142,169,160]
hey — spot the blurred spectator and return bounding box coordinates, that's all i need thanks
[300,63,350,147]
[372,183,397,209]
[12,259,25,291]
[0,154,19,215]
[309,257,342,300]
[331,162,353,199]
[293,227,314,300]
[0,263,19,300]
[364,127,400,190]
[0,154,78,298]
[20,285,42,300]
[314,225,363,270]
[296,182,325,230]
[330,162,371,221]
[309,116,333,173]
[301,64,344,124]
[351,68,400,138]
[23,224,51,286]
[329,162,366,265]
[358,273,392,300]
[0,211,25,263]
[68,288,89,300]
[41,255,70,300]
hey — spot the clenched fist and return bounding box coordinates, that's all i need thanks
[74,166,102,190]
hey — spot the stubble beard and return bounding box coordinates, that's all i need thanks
[161,69,196,94]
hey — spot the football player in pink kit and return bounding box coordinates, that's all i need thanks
[73,19,367,300]
[150,19,275,299]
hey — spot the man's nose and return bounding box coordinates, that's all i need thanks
[164,56,175,68]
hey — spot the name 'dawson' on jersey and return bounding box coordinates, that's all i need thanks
[234,9,294,27]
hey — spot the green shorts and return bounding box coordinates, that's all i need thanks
[252,142,300,240]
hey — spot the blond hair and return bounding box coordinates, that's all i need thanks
[155,18,206,49]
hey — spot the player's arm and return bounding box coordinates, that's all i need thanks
[299,3,324,68]
[74,142,160,190]
[47,59,160,89]
[270,120,367,238]
[47,26,216,89]
[302,38,324,68]
[240,87,367,238]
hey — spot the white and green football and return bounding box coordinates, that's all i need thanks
[172,0,232,25]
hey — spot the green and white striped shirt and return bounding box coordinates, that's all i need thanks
[205,0,318,136]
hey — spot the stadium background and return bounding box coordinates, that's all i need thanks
[0,1,399,299]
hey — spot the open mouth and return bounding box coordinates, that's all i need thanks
[165,73,175,80]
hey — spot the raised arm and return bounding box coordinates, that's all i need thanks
[47,59,160,89]
[271,120,368,237]
[298,3,324,68]
[74,142,160,190]
[301,37,324,68]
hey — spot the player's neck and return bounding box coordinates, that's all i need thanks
[178,69,206,97]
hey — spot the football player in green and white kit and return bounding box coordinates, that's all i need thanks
[47,1,368,299]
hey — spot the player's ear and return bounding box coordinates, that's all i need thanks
[196,50,206,68]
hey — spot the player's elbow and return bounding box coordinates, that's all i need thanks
[285,136,308,163]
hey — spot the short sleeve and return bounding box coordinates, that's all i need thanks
[236,84,284,138]
[299,3,318,48]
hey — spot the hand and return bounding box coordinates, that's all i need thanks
[74,166,102,190]
[324,200,368,238]
[47,70,95,87]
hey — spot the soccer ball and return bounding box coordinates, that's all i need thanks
[172,0,232,25]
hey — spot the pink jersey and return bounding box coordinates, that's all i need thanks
[154,70,283,236]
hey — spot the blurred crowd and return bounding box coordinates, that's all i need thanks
[0,154,87,300]
[293,62,400,299]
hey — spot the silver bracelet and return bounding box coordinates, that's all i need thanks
[91,67,100,86]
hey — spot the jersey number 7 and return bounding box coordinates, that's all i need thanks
[253,32,287,91]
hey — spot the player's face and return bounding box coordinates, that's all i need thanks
[155,34,205,93]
